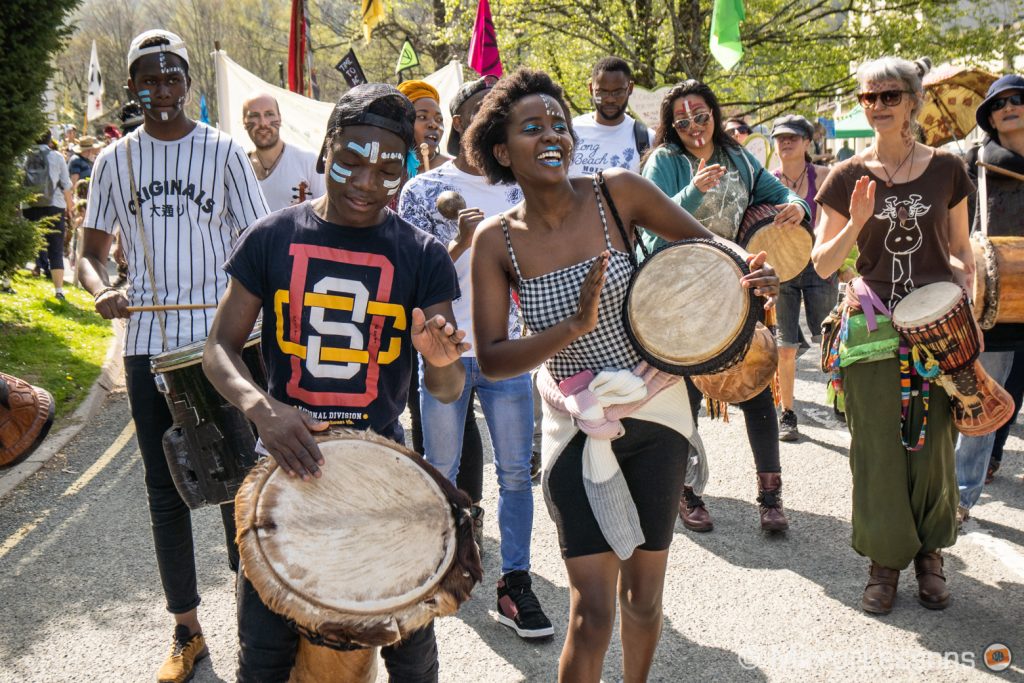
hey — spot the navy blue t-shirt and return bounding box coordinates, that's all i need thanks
[225,203,460,441]
[68,154,92,180]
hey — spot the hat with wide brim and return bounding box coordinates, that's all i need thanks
[71,135,105,153]
[976,74,1024,137]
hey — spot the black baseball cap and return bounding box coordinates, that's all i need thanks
[317,83,416,173]
[771,114,814,139]
[447,77,497,156]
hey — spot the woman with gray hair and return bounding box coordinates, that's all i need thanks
[812,56,975,615]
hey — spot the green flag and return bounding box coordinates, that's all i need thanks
[710,0,744,71]
[396,40,419,74]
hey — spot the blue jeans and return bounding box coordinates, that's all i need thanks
[420,356,534,576]
[776,263,837,347]
[954,351,1015,509]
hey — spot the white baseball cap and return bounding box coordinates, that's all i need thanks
[127,30,189,70]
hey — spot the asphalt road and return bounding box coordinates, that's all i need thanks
[1,350,1022,682]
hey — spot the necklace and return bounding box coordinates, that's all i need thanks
[780,164,808,191]
[874,143,915,187]
[250,144,285,180]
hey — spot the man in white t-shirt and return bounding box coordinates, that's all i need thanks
[569,56,654,176]
[77,29,268,683]
[398,77,554,642]
[242,93,325,211]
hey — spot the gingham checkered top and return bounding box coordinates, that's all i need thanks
[501,178,642,383]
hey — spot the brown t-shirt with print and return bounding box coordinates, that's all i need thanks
[816,149,974,309]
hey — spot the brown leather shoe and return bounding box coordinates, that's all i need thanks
[756,472,789,532]
[861,561,900,614]
[157,625,209,683]
[0,373,55,468]
[914,550,950,610]
[679,486,713,532]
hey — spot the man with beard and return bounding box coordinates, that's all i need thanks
[569,57,653,176]
[243,93,325,211]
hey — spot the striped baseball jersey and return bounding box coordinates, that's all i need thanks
[85,122,269,356]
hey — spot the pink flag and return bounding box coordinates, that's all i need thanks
[468,0,502,77]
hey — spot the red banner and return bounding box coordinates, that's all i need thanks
[288,0,306,93]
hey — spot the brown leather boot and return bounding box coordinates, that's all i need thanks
[861,561,900,614]
[756,472,789,532]
[679,486,713,532]
[914,550,950,610]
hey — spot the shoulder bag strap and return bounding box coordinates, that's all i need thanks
[596,171,648,265]
[125,135,170,351]
[978,145,988,236]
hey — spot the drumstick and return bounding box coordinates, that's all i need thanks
[420,143,431,172]
[126,304,218,312]
[978,160,1024,183]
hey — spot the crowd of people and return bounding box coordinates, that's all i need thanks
[12,24,1019,683]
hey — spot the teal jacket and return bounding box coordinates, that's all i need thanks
[640,142,810,254]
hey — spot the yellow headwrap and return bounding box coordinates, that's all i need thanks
[397,80,440,104]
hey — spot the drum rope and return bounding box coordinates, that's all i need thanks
[899,344,933,452]
[125,136,170,352]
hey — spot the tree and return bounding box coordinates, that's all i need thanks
[0,0,80,279]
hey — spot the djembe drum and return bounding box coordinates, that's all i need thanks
[737,203,813,283]
[624,239,759,376]
[691,322,778,404]
[235,429,482,683]
[891,282,1013,436]
[971,234,1024,329]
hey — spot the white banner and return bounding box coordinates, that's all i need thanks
[630,85,671,129]
[86,40,104,120]
[213,51,463,154]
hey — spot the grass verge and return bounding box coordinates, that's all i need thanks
[0,273,113,420]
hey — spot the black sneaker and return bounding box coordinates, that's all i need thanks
[470,505,485,558]
[496,571,553,639]
[779,409,799,442]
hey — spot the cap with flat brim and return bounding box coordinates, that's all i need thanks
[127,29,189,70]
[976,74,1024,138]
[447,78,494,156]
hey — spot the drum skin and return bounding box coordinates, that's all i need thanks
[971,235,1024,328]
[625,239,758,375]
[691,323,777,404]
[737,203,813,283]
[235,429,481,653]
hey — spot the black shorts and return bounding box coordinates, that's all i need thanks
[547,418,689,558]
[23,206,66,269]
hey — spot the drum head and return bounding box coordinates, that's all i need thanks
[152,326,262,373]
[625,239,756,375]
[238,433,456,618]
[744,223,812,283]
[892,282,964,328]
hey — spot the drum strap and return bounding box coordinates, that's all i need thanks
[978,144,989,236]
[595,171,648,266]
[125,136,170,352]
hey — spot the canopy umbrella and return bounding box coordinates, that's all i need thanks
[833,105,874,139]
[920,64,997,147]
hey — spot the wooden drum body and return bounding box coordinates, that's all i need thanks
[691,322,778,404]
[624,239,758,376]
[737,203,813,283]
[235,430,482,682]
[892,282,1013,436]
[971,235,1024,329]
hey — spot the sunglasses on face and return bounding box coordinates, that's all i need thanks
[991,93,1024,111]
[673,112,711,130]
[857,90,911,108]
[727,125,750,136]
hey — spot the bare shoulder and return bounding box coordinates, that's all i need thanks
[472,212,513,260]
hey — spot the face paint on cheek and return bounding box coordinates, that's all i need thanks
[329,163,352,184]
[347,141,380,164]
[138,89,152,109]
[383,177,401,196]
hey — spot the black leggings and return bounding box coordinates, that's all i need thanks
[992,352,1024,465]
[686,378,781,473]
[407,368,484,501]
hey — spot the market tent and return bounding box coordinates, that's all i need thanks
[832,105,874,139]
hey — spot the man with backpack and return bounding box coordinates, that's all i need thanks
[569,57,653,176]
[23,131,72,301]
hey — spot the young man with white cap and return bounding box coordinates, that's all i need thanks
[242,93,325,211]
[77,29,268,683]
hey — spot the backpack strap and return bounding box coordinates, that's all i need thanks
[632,118,651,159]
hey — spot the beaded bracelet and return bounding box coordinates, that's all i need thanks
[93,286,119,301]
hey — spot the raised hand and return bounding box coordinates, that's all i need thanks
[455,207,485,245]
[251,399,329,480]
[849,175,876,232]
[570,250,609,336]
[692,157,726,193]
[411,307,471,368]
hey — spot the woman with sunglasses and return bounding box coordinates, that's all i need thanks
[641,79,809,534]
[466,68,779,682]
[954,74,1024,524]
[812,57,974,615]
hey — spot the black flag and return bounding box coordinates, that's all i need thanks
[335,48,367,87]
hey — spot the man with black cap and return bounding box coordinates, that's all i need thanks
[398,77,554,642]
[77,28,268,683]
[954,73,1024,524]
[204,83,470,681]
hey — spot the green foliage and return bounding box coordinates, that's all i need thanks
[0,0,80,277]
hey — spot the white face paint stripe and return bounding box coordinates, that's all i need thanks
[329,163,352,184]
[383,177,401,195]
[381,151,404,161]
[347,141,379,164]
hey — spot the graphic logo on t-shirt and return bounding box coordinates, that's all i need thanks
[275,243,406,408]
[875,194,931,304]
